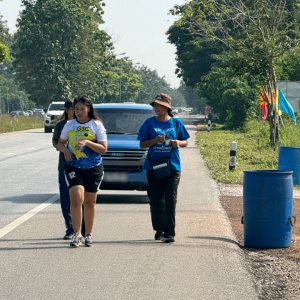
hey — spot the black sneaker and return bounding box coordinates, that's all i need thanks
[85,234,93,247]
[63,232,73,240]
[154,231,163,240]
[70,233,82,247]
[161,235,175,243]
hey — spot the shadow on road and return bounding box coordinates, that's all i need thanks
[1,192,149,204]
[97,193,149,204]
[188,236,242,248]
[1,194,58,204]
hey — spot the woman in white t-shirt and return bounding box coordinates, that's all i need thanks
[58,95,107,247]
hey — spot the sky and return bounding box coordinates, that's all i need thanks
[0,0,186,88]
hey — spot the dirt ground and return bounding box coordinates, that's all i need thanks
[219,184,300,299]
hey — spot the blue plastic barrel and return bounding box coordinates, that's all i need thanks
[243,170,294,248]
[278,146,300,186]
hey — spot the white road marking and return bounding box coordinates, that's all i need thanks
[0,195,59,239]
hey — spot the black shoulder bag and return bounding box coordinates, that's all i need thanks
[147,118,177,179]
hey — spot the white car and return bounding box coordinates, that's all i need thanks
[44,101,65,133]
[33,109,45,116]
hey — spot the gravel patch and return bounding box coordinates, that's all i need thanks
[218,183,300,300]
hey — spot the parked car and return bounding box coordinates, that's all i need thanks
[33,109,45,116]
[10,110,29,116]
[27,110,34,116]
[19,111,29,116]
[10,110,19,116]
[94,102,155,191]
[44,101,65,133]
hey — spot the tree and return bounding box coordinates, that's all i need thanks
[169,0,300,146]
[129,65,186,107]
[97,57,143,103]
[199,51,258,128]
[12,0,113,106]
[276,46,300,81]
[167,12,221,88]
[0,13,11,63]
[177,82,205,114]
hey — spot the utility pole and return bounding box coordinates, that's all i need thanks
[119,77,121,103]
[116,52,126,103]
[7,94,9,113]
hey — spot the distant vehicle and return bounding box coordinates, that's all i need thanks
[10,111,19,116]
[10,110,29,116]
[27,110,34,116]
[33,109,45,116]
[44,101,65,133]
[19,111,29,116]
[94,102,155,191]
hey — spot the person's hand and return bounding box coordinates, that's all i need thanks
[75,140,88,151]
[171,139,180,147]
[63,149,73,161]
[155,134,165,144]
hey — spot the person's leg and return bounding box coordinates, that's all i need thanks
[83,191,97,235]
[163,170,181,239]
[147,170,166,233]
[58,171,73,236]
[81,205,85,237]
[80,164,103,246]
[69,185,85,234]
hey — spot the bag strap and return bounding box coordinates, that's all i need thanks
[147,117,177,162]
[172,117,177,138]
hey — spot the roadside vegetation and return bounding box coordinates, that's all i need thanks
[0,114,43,133]
[168,1,300,147]
[196,115,300,184]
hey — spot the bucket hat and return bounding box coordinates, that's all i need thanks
[150,93,172,110]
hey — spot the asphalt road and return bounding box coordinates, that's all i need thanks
[0,126,258,300]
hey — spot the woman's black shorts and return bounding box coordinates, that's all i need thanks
[64,164,104,193]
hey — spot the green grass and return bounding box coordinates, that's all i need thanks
[0,114,44,133]
[195,118,300,184]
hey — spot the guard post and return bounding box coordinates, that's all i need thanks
[207,120,211,132]
[229,141,237,170]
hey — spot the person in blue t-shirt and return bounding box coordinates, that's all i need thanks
[138,93,190,243]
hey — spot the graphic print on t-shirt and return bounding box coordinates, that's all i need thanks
[67,125,101,169]
[153,127,174,154]
[68,126,95,159]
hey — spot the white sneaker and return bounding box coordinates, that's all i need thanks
[85,234,93,247]
[70,233,82,247]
